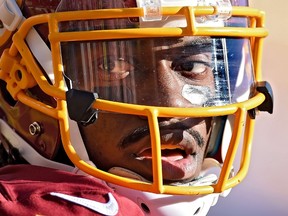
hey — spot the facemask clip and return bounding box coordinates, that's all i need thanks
[196,0,232,23]
[137,0,162,21]
[66,89,98,126]
[249,81,274,119]
[256,81,274,114]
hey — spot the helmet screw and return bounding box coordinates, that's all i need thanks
[29,122,42,136]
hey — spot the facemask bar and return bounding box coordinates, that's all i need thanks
[0,4,268,195]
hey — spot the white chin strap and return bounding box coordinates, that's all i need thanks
[68,118,98,175]
[108,157,231,216]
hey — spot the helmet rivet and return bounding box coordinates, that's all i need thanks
[29,122,41,136]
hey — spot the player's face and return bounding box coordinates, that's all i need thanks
[75,36,215,182]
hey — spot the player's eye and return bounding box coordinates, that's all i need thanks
[97,57,131,81]
[171,56,211,79]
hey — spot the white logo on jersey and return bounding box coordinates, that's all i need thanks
[50,192,119,216]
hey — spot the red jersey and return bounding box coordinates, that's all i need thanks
[0,165,144,216]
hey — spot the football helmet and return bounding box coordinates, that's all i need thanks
[0,0,273,215]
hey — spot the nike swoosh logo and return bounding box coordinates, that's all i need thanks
[50,192,119,216]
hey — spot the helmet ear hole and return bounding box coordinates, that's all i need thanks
[140,202,151,214]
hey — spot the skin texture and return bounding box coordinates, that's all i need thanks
[69,36,215,183]
[80,115,212,182]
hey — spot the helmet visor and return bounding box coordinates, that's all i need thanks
[61,36,254,107]
[58,0,254,108]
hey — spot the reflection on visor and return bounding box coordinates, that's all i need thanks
[61,37,254,108]
[182,84,213,106]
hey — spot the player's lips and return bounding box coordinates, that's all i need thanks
[134,130,198,180]
[120,121,204,180]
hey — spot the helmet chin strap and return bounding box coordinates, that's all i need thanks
[108,157,232,216]
[108,157,224,188]
[68,118,98,175]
